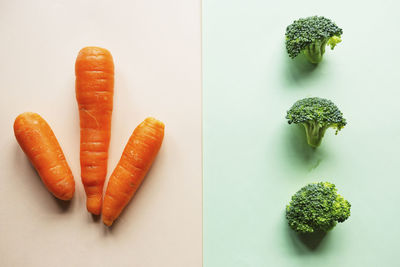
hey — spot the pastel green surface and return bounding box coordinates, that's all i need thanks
[203,0,400,266]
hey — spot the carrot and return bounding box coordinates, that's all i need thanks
[75,47,114,214]
[14,112,75,200]
[102,117,164,226]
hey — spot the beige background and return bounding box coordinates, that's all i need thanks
[0,0,202,266]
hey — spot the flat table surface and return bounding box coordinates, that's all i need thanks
[0,1,202,266]
[203,0,400,266]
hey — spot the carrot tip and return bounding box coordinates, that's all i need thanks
[86,196,102,215]
[103,218,113,227]
[56,191,74,201]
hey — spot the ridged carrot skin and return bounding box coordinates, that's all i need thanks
[75,47,114,214]
[102,117,165,226]
[14,112,75,200]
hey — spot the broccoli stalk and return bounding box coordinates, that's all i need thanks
[302,122,328,147]
[303,36,342,63]
[286,97,346,148]
[285,16,343,64]
[303,40,327,64]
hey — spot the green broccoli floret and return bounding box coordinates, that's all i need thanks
[285,16,343,64]
[286,182,351,233]
[286,97,346,147]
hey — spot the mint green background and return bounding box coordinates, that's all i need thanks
[203,0,400,266]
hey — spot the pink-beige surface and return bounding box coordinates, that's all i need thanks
[0,0,202,266]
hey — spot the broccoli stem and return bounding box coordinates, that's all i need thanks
[303,39,327,64]
[302,122,327,147]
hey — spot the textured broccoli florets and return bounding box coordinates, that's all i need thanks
[286,182,351,233]
[285,16,343,63]
[286,97,346,147]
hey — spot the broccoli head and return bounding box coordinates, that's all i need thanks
[285,16,343,64]
[286,182,351,233]
[286,97,346,147]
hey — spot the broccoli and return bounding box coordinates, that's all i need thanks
[286,97,346,148]
[285,16,343,64]
[286,182,351,233]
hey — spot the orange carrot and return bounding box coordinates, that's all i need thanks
[102,117,164,226]
[14,112,75,200]
[75,47,114,214]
